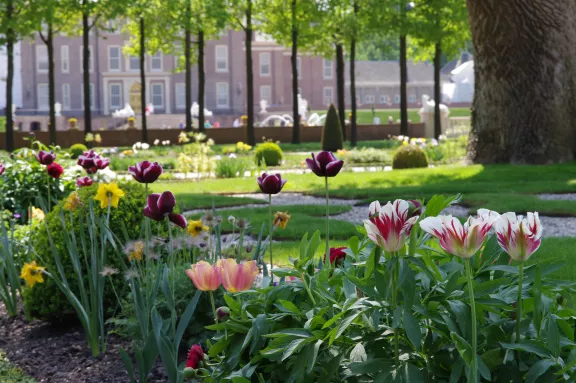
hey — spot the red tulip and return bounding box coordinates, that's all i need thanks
[305,151,344,177]
[186,344,204,369]
[76,176,93,188]
[128,161,163,184]
[143,192,186,228]
[324,247,347,266]
[36,150,56,165]
[257,172,286,195]
[46,162,64,179]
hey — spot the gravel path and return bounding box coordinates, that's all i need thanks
[539,193,576,200]
[185,193,576,238]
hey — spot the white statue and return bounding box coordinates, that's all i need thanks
[55,102,62,116]
[191,102,214,118]
[297,94,308,121]
[260,99,268,114]
[420,95,449,117]
[418,95,450,138]
[112,103,135,118]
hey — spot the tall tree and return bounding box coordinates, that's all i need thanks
[467,0,576,164]
[348,0,358,147]
[259,0,318,144]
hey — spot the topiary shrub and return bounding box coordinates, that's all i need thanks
[254,142,283,166]
[321,104,344,152]
[392,144,429,169]
[23,181,147,321]
[69,143,88,159]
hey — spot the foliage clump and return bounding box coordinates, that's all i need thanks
[321,104,344,152]
[254,142,283,166]
[392,144,429,169]
[69,143,88,159]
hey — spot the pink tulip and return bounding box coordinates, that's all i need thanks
[76,176,93,188]
[420,209,500,259]
[185,261,222,291]
[364,200,419,252]
[495,212,542,262]
[0,163,6,175]
[219,259,259,293]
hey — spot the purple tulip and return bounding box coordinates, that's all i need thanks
[128,161,163,184]
[306,151,344,177]
[257,172,287,195]
[36,150,56,165]
[143,191,186,228]
[76,176,93,188]
[77,150,109,174]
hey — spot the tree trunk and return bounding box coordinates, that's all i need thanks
[291,0,299,144]
[467,0,576,163]
[139,17,148,143]
[5,2,14,152]
[245,0,256,146]
[47,25,57,145]
[82,11,92,137]
[399,35,408,136]
[198,29,206,133]
[185,1,192,132]
[433,41,441,139]
[336,43,346,140]
[350,0,358,147]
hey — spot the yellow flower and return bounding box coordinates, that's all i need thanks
[127,117,136,122]
[178,131,190,144]
[94,134,102,144]
[402,141,408,146]
[30,207,45,222]
[85,133,94,142]
[187,220,209,237]
[20,261,46,288]
[273,212,291,229]
[68,118,77,123]
[64,192,83,212]
[125,241,144,262]
[94,183,125,209]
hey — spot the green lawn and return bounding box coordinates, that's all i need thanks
[311,107,471,125]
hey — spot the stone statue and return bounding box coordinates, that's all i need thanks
[260,99,268,114]
[55,102,62,116]
[297,94,308,121]
[191,102,214,118]
[418,95,450,137]
[112,103,136,118]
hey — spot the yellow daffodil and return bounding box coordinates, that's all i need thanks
[273,212,291,229]
[94,183,125,209]
[63,192,83,212]
[30,207,45,222]
[187,220,209,237]
[20,261,46,288]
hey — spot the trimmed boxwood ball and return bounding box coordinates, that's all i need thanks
[254,142,283,166]
[23,182,147,321]
[392,144,429,169]
[321,104,344,152]
[69,143,88,159]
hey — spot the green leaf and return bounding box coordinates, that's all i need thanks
[356,225,367,235]
[265,329,312,338]
[281,338,308,361]
[392,306,403,329]
[329,311,363,345]
[299,232,309,261]
[119,348,135,383]
[424,195,450,217]
[349,236,360,255]
[404,363,425,383]
[175,291,201,349]
[350,343,367,362]
[224,294,242,313]
[547,317,561,358]
[403,311,421,350]
[308,340,323,374]
[271,268,301,278]
[451,332,474,366]
[449,358,464,383]
[343,277,357,299]
[500,341,552,358]
[525,359,556,383]
[304,230,322,263]
[477,355,492,381]
[232,378,251,383]
[349,358,391,375]
[482,265,519,274]
[276,300,302,315]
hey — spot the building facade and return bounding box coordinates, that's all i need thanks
[19,25,337,118]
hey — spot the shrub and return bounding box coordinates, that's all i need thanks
[392,144,429,169]
[23,182,147,321]
[215,156,252,178]
[254,142,283,166]
[339,148,392,165]
[69,143,88,159]
[321,104,344,152]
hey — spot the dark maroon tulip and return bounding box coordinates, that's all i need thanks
[216,306,231,321]
[0,163,5,176]
[257,172,287,195]
[324,247,347,266]
[76,176,93,188]
[143,192,186,228]
[37,150,56,165]
[408,200,422,218]
[306,151,344,177]
[128,161,163,184]
[77,150,109,174]
[46,162,64,179]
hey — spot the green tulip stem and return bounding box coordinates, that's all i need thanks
[391,253,399,366]
[325,176,330,266]
[210,291,218,324]
[465,258,478,382]
[46,175,51,212]
[269,194,273,279]
[145,183,148,199]
[301,272,317,305]
[516,261,524,343]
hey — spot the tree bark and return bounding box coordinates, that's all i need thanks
[5,1,14,152]
[336,43,346,140]
[82,10,92,138]
[433,41,441,139]
[399,35,408,136]
[47,25,57,145]
[245,0,256,146]
[467,0,576,163]
[139,17,148,143]
[291,0,299,144]
[350,0,358,147]
[198,29,206,133]
[185,1,192,132]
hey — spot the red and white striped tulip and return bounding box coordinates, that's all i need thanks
[364,199,419,253]
[420,209,500,259]
[495,212,542,262]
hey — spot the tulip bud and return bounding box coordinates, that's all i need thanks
[216,306,230,321]
[245,245,253,253]
[183,367,197,379]
[307,263,315,275]
[407,199,422,218]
